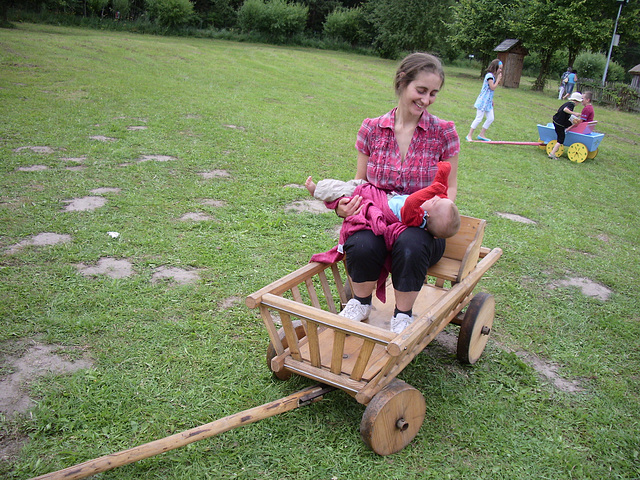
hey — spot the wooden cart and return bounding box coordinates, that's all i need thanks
[29,217,502,480]
[246,215,502,455]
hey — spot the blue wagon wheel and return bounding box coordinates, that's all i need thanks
[587,148,599,159]
[546,140,564,157]
[567,143,588,163]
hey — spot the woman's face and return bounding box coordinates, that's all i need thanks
[399,71,442,116]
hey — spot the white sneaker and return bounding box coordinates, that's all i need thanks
[390,313,414,334]
[339,298,372,322]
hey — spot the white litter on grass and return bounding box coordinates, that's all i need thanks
[107,232,120,238]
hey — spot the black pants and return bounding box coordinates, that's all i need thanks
[343,228,445,292]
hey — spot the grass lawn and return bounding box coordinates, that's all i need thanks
[1,22,639,480]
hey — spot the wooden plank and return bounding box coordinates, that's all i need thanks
[246,262,329,308]
[306,321,321,367]
[351,340,375,381]
[261,294,396,345]
[283,358,366,394]
[259,305,283,356]
[331,262,348,306]
[318,270,338,314]
[280,312,302,361]
[330,331,346,374]
[291,285,302,303]
[305,277,321,309]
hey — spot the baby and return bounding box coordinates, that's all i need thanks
[306,162,460,239]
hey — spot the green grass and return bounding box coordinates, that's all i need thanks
[1,23,640,480]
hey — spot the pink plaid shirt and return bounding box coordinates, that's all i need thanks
[355,108,459,195]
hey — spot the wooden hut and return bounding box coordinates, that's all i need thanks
[494,39,528,88]
[630,64,640,89]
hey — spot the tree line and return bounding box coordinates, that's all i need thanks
[4,0,640,91]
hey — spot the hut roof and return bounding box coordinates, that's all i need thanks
[494,39,521,52]
[629,64,640,75]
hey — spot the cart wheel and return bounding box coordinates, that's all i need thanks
[538,138,546,150]
[567,143,588,163]
[266,320,306,380]
[546,140,564,157]
[360,379,426,456]
[457,293,495,365]
[587,148,598,159]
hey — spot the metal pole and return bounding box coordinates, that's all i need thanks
[602,1,624,86]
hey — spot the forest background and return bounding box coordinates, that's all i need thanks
[2,0,640,95]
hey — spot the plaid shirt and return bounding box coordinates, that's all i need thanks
[355,108,459,195]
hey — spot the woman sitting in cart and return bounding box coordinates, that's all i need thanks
[332,52,460,334]
[548,92,583,159]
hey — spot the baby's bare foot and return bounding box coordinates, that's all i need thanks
[305,176,316,196]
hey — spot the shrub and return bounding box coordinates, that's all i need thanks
[574,51,626,83]
[322,7,368,46]
[237,0,308,42]
[145,0,195,29]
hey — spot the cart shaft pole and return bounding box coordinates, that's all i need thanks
[30,384,332,480]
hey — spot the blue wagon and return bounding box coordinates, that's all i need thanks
[537,122,604,163]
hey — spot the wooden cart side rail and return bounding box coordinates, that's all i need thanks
[261,293,396,345]
[261,293,397,387]
[388,247,502,357]
[246,262,332,309]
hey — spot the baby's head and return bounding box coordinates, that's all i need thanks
[421,197,460,238]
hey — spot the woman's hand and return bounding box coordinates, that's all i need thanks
[335,195,363,218]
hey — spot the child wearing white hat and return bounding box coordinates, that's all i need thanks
[548,92,583,159]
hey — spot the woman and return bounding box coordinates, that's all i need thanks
[466,59,503,142]
[335,52,460,334]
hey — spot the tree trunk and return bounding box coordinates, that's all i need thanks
[533,49,554,91]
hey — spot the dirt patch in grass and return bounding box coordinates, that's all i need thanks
[0,340,93,418]
[63,196,107,212]
[201,199,227,207]
[89,135,117,142]
[220,296,243,309]
[13,146,55,154]
[496,212,537,224]
[16,165,48,172]
[434,332,585,393]
[76,257,135,279]
[198,170,231,179]
[90,187,121,195]
[285,199,328,214]
[5,232,72,255]
[179,212,214,221]
[0,340,93,462]
[137,155,176,163]
[550,276,612,301]
[151,266,201,285]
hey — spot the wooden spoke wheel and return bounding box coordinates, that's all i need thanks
[538,138,546,150]
[266,320,306,380]
[567,143,588,163]
[360,379,426,456]
[457,293,495,365]
[546,140,564,157]
[587,148,599,159]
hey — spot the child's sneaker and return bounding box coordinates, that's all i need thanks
[390,312,414,334]
[548,154,558,159]
[465,135,473,142]
[477,135,491,142]
[339,298,372,322]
